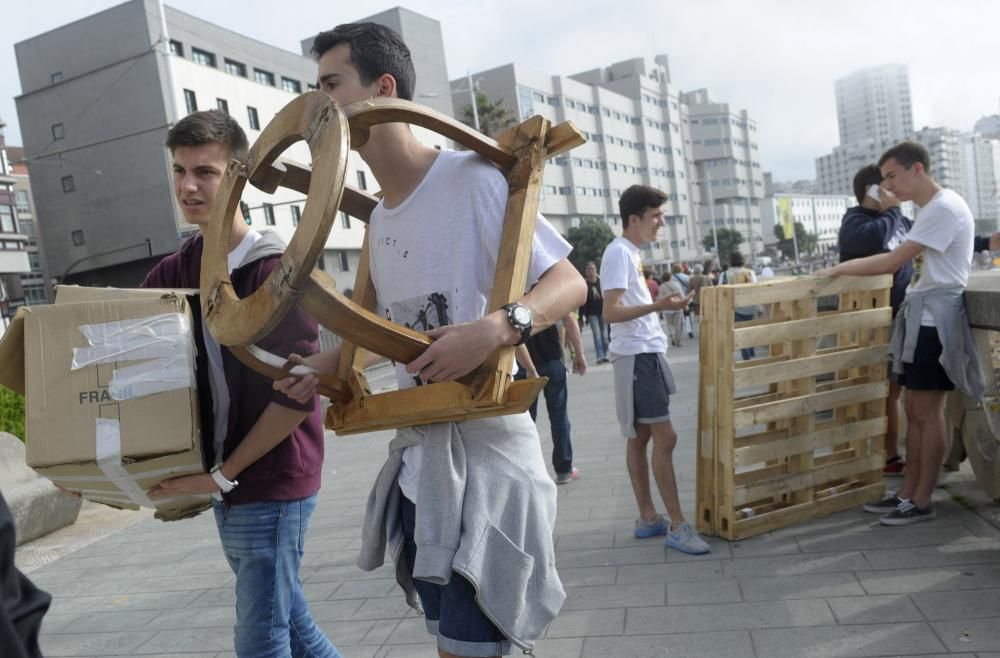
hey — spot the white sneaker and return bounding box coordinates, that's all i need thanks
[665,522,711,555]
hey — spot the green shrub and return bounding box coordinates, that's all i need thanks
[0,388,25,441]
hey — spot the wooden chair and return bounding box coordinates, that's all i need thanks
[199,91,584,434]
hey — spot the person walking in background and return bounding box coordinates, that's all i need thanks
[658,271,685,347]
[580,261,610,363]
[720,252,757,361]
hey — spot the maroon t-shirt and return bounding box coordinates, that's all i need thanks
[142,234,324,504]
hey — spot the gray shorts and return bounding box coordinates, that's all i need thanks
[633,353,671,424]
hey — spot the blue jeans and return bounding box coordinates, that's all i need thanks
[735,312,756,361]
[213,496,340,658]
[586,314,609,361]
[519,360,573,475]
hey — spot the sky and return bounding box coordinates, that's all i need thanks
[3,0,999,182]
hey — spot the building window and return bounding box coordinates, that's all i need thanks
[357,171,367,190]
[247,106,260,130]
[290,205,301,226]
[339,251,349,272]
[224,58,247,78]
[263,203,275,225]
[191,47,216,68]
[254,68,275,86]
[307,83,318,91]
[281,77,302,94]
[184,89,197,113]
[341,212,351,229]
[0,206,14,233]
[71,229,84,245]
[61,176,75,193]
[51,123,65,140]
[169,40,183,56]
[216,98,229,114]
[50,71,63,84]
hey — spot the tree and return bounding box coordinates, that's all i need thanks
[460,92,517,137]
[701,228,744,266]
[0,388,24,441]
[773,221,819,260]
[565,219,616,273]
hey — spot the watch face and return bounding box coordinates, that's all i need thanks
[512,306,532,326]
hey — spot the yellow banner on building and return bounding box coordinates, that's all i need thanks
[777,197,794,239]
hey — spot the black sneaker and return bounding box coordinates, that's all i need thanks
[880,500,935,526]
[863,493,902,514]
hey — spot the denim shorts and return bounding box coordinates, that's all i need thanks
[400,494,511,657]
[633,352,671,423]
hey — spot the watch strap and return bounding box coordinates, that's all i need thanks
[210,465,238,493]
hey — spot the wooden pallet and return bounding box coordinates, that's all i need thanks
[696,275,893,540]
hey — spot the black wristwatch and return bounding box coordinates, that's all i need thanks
[501,303,533,346]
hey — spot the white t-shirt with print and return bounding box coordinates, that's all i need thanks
[367,150,572,503]
[905,189,974,326]
[599,236,668,356]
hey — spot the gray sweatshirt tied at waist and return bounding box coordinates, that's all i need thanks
[356,413,565,653]
[890,286,986,399]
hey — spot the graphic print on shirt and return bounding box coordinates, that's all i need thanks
[389,292,453,387]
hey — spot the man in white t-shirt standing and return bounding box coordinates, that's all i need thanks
[818,141,982,526]
[600,185,709,554]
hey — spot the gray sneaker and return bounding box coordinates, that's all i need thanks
[863,493,903,514]
[665,522,711,555]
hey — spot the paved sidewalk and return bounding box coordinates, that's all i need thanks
[19,325,1000,657]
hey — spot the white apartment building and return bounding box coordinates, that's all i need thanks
[462,57,766,267]
[682,89,766,261]
[962,133,1000,232]
[761,193,855,254]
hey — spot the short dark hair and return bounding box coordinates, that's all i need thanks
[166,110,249,161]
[311,23,416,101]
[729,251,745,268]
[619,185,667,228]
[878,141,931,173]
[852,165,883,204]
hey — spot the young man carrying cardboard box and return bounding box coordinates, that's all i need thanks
[144,111,339,658]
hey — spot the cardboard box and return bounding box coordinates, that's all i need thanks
[0,287,210,521]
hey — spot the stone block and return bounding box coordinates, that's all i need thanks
[0,432,81,545]
[751,622,947,657]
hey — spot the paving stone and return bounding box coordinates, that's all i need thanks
[332,647,379,658]
[728,534,802,557]
[827,594,924,624]
[384,616,432,645]
[350,596,414,620]
[302,579,344,601]
[544,608,625,638]
[554,566,617,587]
[38,612,84,634]
[616,560,725,584]
[132,628,234,654]
[376,645,437,657]
[327,578,396,600]
[557,544,670,568]
[796,523,986,553]
[857,564,1000,595]
[307,598,366,622]
[526,637,583,658]
[751,622,947,657]
[314,619,376,647]
[863,540,1000,570]
[739,572,865,601]
[555,532,616,551]
[61,609,161,633]
[144,605,235,630]
[562,583,664,610]
[722,551,872,578]
[667,579,743,605]
[914,589,1000,621]
[39,630,157,657]
[580,630,754,658]
[88,590,206,613]
[361,619,405,645]
[189,588,236,608]
[625,598,835,634]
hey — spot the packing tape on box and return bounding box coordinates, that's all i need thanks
[71,312,195,400]
[96,418,158,508]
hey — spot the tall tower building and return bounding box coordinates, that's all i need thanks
[834,63,913,146]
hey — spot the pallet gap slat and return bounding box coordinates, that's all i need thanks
[697,275,892,540]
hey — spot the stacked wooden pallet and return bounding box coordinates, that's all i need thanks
[696,275,894,540]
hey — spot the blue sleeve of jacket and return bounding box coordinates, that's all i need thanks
[839,207,907,257]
